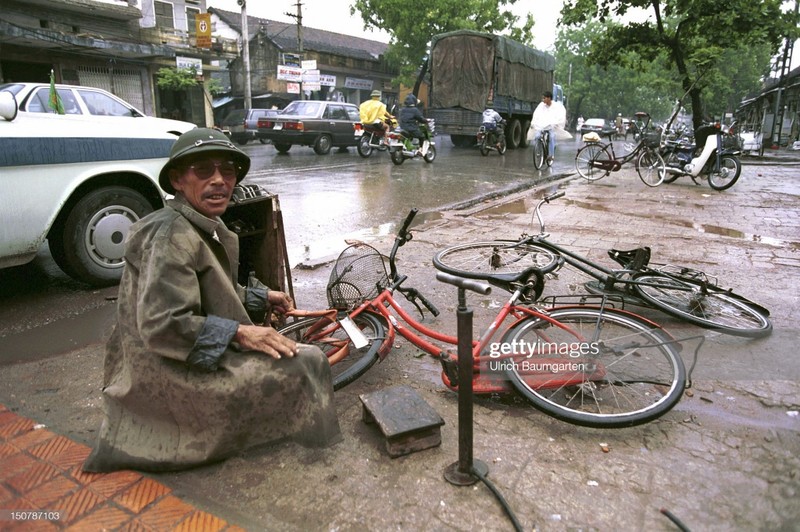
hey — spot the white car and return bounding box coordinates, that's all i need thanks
[0,89,177,286]
[0,82,195,136]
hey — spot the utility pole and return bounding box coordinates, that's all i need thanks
[239,0,252,110]
[771,0,798,147]
[285,1,303,94]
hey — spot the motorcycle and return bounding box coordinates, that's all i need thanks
[354,116,397,158]
[387,119,436,165]
[477,119,507,155]
[660,122,743,191]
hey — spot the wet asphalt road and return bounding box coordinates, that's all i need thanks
[238,136,580,266]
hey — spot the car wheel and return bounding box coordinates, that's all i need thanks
[55,186,154,286]
[274,143,291,154]
[237,139,249,146]
[259,138,268,144]
[313,134,332,155]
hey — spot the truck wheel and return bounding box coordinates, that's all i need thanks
[518,120,531,148]
[274,143,292,153]
[506,119,522,149]
[52,186,154,286]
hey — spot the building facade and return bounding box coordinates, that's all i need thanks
[210,8,398,121]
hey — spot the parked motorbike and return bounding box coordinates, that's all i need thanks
[660,122,742,191]
[354,116,397,158]
[387,119,436,165]
[477,119,507,155]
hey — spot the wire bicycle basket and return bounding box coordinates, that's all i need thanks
[326,243,390,310]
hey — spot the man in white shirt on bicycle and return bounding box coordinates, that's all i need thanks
[532,91,567,164]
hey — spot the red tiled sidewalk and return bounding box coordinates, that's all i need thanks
[0,404,244,531]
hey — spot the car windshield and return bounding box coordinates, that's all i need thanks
[281,101,321,117]
[0,83,25,96]
[586,119,604,126]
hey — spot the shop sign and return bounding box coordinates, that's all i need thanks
[345,77,373,90]
[277,65,302,82]
[176,56,203,75]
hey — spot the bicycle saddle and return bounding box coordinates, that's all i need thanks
[608,247,651,269]
[484,267,545,301]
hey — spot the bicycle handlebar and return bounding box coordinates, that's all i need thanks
[389,208,418,280]
[531,191,565,235]
[397,208,418,241]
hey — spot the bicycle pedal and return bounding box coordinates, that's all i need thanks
[439,356,459,388]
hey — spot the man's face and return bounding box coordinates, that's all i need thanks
[543,95,552,106]
[169,154,238,218]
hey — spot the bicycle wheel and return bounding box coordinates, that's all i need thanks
[501,307,686,428]
[433,240,561,279]
[707,154,742,191]
[631,272,771,338]
[635,148,666,187]
[278,312,387,390]
[533,138,546,169]
[575,143,611,181]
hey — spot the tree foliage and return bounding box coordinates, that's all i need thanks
[559,0,799,129]
[350,0,534,86]
[156,67,224,96]
[555,20,774,127]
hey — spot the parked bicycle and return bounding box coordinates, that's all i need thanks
[280,209,694,428]
[574,112,666,187]
[532,128,553,170]
[433,192,772,338]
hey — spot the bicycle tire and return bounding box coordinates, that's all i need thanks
[635,148,666,187]
[575,144,611,181]
[501,307,686,428]
[631,272,772,338]
[278,312,386,390]
[533,138,546,169]
[433,240,561,279]
[707,154,742,191]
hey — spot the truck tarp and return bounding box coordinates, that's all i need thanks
[430,30,555,113]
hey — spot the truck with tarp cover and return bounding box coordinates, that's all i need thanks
[427,30,555,149]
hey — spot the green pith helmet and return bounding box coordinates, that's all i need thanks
[158,128,251,194]
[370,90,381,98]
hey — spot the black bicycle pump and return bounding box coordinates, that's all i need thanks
[442,274,490,486]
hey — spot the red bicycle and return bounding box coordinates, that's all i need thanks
[280,209,690,428]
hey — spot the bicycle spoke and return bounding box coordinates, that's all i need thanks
[500,307,685,427]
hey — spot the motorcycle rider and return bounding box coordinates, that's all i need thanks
[359,90,394,144]
[482,107,504,148]
[398,94,429,155]
[532,91,567,165]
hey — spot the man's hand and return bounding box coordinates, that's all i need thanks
[268,290,295,314]
[235,324,298,359]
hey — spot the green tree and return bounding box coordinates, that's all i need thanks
[350,0,534,89]
[559,0,798,130]
[555,21,678,127]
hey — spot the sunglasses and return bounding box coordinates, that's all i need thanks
[187,160,238,179]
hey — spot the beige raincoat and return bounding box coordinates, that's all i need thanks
[83,196,341,472]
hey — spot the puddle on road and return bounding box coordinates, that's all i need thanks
[535,197,799,250]
[291,210,445,267]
